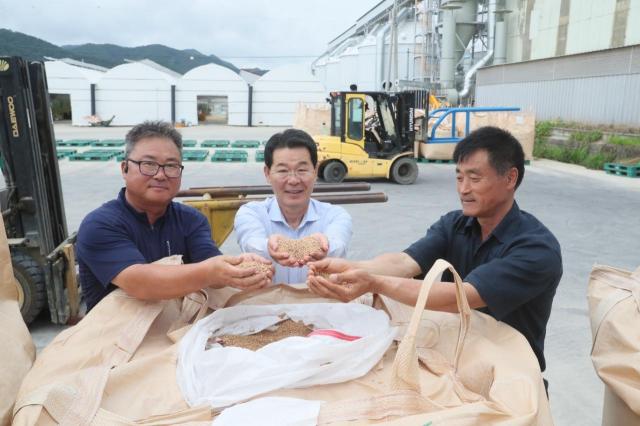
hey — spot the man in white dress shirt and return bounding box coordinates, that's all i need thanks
[234,129,352,284]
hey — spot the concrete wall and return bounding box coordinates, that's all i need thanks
[252,63,326,126]
[95,63,175,126]
[476,45,640,126]
[44,61,103,126]
[176,64,248,126]
[504,0,640,63]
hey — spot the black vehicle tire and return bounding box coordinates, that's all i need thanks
[12,251,46,324]
[390,157,419,185]
[322,161,347,183]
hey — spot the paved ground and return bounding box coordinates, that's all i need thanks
[27,123,640,425]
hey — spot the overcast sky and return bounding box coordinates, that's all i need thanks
[2,0,381,68]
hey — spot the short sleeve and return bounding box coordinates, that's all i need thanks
[76,213,146,288]
[403,215,449,274]
[185,209,222,262]
[465,236,562,320]
[323,205,352,258]
[234,203,269,257]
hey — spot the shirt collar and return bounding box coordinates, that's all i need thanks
[462,201,520,243]
[118,187,172,225]
[267,197,319,229]
[490,201,520,242]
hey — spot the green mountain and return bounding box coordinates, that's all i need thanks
[0,28,239,74]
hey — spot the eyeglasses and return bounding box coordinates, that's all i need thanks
[126,159,184,178]
[270,169,315,180]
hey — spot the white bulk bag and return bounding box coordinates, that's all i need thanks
[177,303,397,408]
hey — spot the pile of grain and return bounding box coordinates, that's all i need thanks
[209,319,313,351]
[237,260,272,275]
[278,236,322,261]
[308,270,352,289]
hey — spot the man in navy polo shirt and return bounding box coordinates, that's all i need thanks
[76,121,272,312]
[307,126,562,378]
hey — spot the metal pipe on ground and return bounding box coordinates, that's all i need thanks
[177,182,372,198]
[183,191,387,246]
[308,192,387,204]
[184,192,388,209]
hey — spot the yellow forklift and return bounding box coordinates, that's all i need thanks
[314,89,427,185]
[0,57,79,324]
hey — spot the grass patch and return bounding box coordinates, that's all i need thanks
[609,135,640,146]
[535,121,554,140]
[583,153,617,170]
[537,144,614,169]
[570,131,602,143]
[533,121,554,157]
[533,121,616,169]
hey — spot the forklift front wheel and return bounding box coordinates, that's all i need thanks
[391,157,418,185]
[12,251,46,324]
[322,161,347,183]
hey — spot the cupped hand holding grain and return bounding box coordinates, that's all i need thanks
[268,234,324,267]
[268,234,300,267]
[306,257,372,302]
[307,257,353,277]
[208,255,271,290]
[237,253,274,282]
[300,233,329,264]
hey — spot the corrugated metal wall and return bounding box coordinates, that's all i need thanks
[503,0,640,63]
[476,45,640,126]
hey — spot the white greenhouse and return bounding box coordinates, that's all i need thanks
[95,62,178,126]
[44,59,329,127]
[252,63,326,126]
[44,60,104,126]
[176,64,249,126]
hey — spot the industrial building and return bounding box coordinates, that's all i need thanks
[312,0,640,127]
[42,0,640,128]
[44,60,325,127]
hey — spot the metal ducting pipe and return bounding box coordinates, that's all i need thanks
[439,8,457,93]
[311,54,328,72]
[457,0,497,101]
[376,20,392,90]
[313,33,362,72]
[454,0,480,63]
[378,6,412,91]
[439,0,478,104]
[494,20,507,65]
[488,0,497,52]
[459,49,493,99]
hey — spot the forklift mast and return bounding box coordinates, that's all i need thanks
[329,89,428,153]
[329,92,343,139]
[394,91,416,150]
[0,56,76,324]
[0,57,67,251]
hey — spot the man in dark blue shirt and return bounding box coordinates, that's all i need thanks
[76,121,272,311]
[307,126,562,375]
